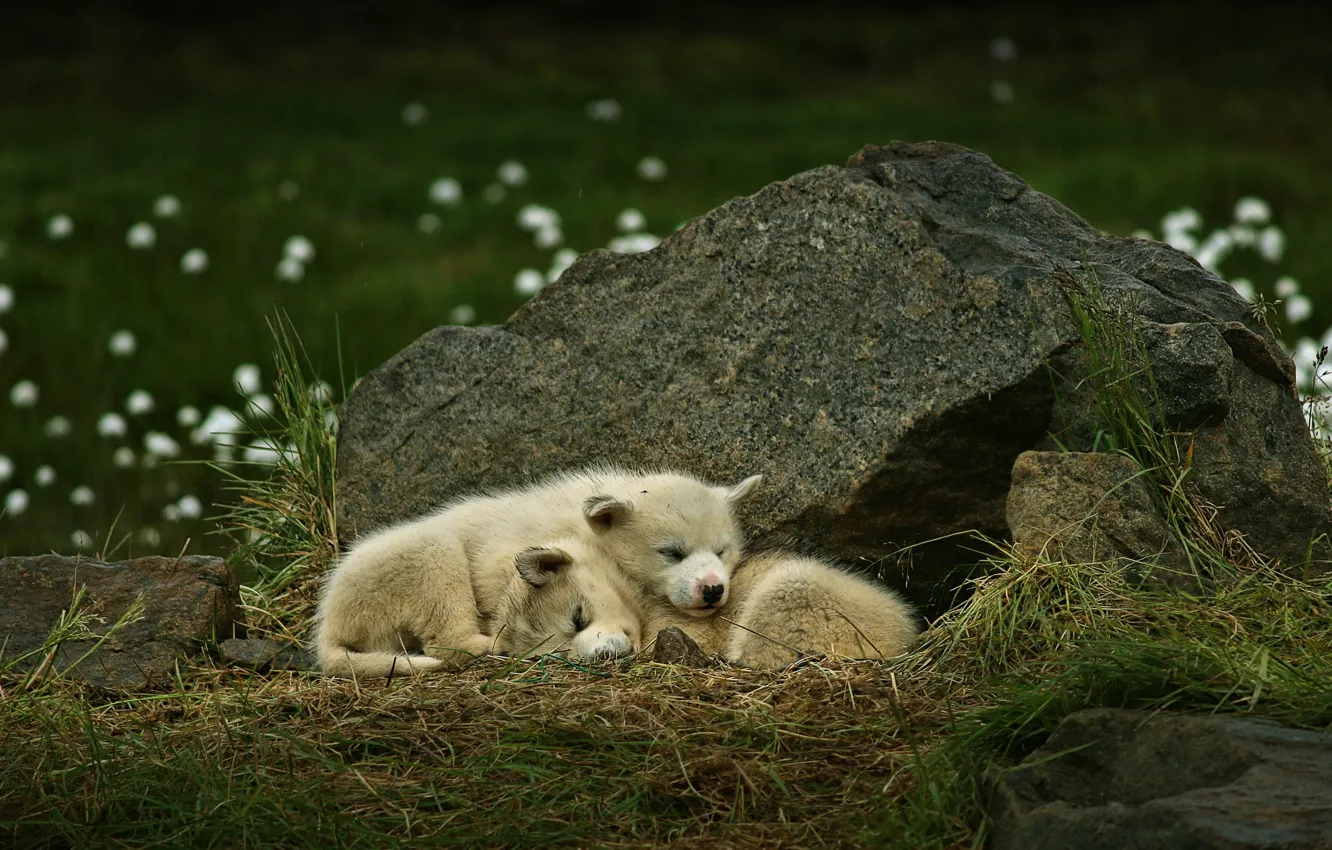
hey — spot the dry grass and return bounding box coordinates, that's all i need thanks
[0,652,982,849]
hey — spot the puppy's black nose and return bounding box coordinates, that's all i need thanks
[702,584,724,605]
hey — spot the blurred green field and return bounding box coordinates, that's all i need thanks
[1,5,1329,557]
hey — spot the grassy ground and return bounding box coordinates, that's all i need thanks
[3,261,1331,847]
[1,5,1330,555]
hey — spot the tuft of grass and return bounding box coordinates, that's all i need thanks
[212,311,342,639]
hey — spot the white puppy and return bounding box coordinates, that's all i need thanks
[314,466,761,677]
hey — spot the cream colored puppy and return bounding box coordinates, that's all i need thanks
[318,537,640,677]
[641,551,920,670]
[315,466,760,677]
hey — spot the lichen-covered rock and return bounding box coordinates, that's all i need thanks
[988,708,1332,850]
[0,554,242,689]
[336,141,1329,589]
[1007,451,1192,585]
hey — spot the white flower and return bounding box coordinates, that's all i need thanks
[70,485,95,506]
[125,389,154,416]
[1286,294,1313,324]
[1163,231,1198,254]
[138,526,160,547]
[585,98,622,121]
[0,455,11,482]
[4,489,29,517]
[989,81,1014,104]
[534,224,563,248]
[283,235,315,262]
[154,194,181,218]
[276,256,305,282]
[1233,197,1271,225]
[176,405,201,427]
[246,393,276,419]
[449,304,476,325]
[47,214,74,240]
[180,248,209,274]
[191,406,246,445]
[989,36,1017,61]
[1293,337,1319,368]
[616,208,646,232]
[1130,229,1155,241]
[113,447,136,468]
[71,529,94,550]
[35,465,56,487]
[1193,230,1233,272]
[277,180,300,201]
[429,178,463,206]
[514,269,544,297]
[163,504,182,522]
[144,431,181,457]
[44,416,71,438]
[402,102,429,126]
[1275,276,1300,297]
[126,222,157,249]
[497,161,528,187]
[417,213,441,234]
[309,381,333,404]
[481,184,506,204]
[636,156,668,182]
[324,409,338,431]
[547,248,579,283]
[1230,278,1254,300]
[0,284,11,314]
[1162,207,1202,233]
[108,329,137,357]
[517,204,560,231]
[1228,224,1256,247]
[177,495,203,519]
[1258,226,1285,262]
[233,363,262,396]
[10,380,38,407]
[0,328,7,355]
[608,233,661,254]
[242,438,285,465]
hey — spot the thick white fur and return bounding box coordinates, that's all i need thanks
[314,466,759,677]
[640,551,920,670]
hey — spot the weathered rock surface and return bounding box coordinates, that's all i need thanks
[0,554,242,689]
[650,627,713,668]
[219,638,315,672]
[1007,451,1192,585]
[337,141,1330,589]
[988,708,1332,850]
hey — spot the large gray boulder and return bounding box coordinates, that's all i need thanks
[0,554,242,689]
[337,141,1330,589]
[987,708,1332,849]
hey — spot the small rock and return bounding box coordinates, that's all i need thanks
[1006,451,1194,587]
[219,638,315,672]
[0,554,242,690]
[651,627,713,667]
[988,708,1332,850]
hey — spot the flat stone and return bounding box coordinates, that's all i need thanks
[0,554,242,690]
[988,708,1332,850]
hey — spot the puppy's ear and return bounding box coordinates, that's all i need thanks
[722,474,763,505]
[515,546,574,588]
[583,495,634,531]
